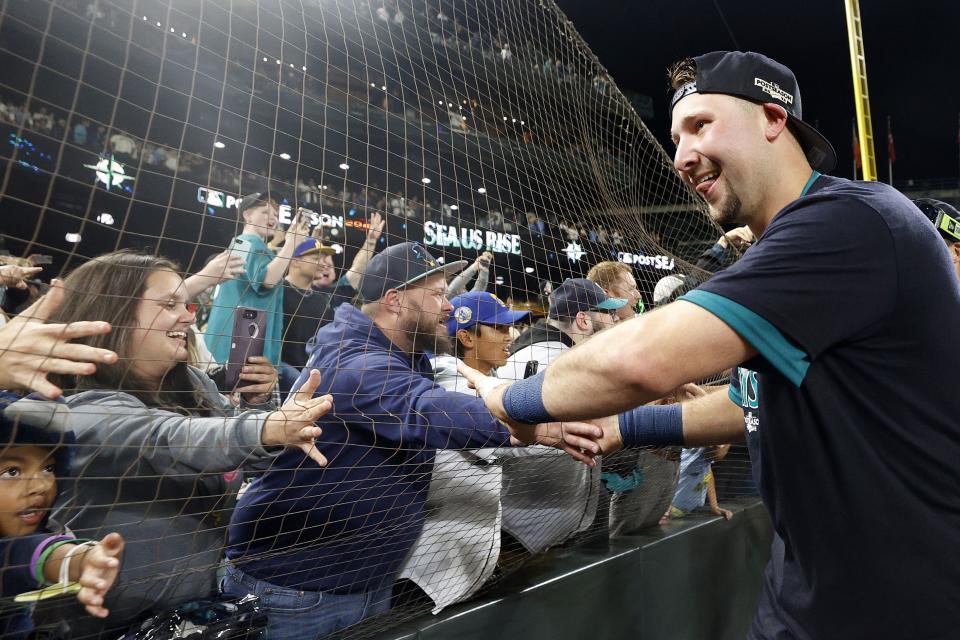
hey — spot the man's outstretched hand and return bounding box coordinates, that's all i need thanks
[456,361,606,466]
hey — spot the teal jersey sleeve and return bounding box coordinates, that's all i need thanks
[680,289,810,387]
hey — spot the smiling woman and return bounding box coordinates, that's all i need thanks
[14,250,335,635]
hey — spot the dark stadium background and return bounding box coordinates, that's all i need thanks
[558,0,960,185]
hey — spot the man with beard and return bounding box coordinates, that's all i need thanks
[460,52,960,639]
[223,242,602,639]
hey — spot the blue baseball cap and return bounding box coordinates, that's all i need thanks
[293,238,337,258]
[447,291,531,335]
[548,278,628,319]
[358,242,468,302]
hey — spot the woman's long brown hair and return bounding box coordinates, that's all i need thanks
[49,250,216,415]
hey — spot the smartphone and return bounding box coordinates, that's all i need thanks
[223,307,266,390]
[523,360,539,379]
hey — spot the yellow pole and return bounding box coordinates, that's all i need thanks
[844,0,877,180]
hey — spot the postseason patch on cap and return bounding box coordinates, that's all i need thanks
[753,77,794,105]
[454,306,473,325]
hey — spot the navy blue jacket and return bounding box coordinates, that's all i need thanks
[226,304,511,593]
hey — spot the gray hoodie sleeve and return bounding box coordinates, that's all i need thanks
[446,263,479,297]
[61,395,277,475]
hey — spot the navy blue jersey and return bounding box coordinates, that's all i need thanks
[682,174,960,639]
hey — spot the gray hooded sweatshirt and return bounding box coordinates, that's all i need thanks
[11,367,281,634]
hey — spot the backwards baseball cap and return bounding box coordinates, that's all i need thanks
[358,241,468,302]
[670,51,837,174]
[236,192,277,217]
[914,199,960,243]
[447,291,531,336]
[548,278,628,319]
[293,238,337,258]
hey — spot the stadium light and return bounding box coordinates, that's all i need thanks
[263,57,268,62]
[65,232,81,243]
[156,21,161,26]
[477,187,486,194]
[380,85,386,90]
[421,177,431,184]
[170,27,175,33]
[524,266,534,274]
[96,213,115,225]
[302,66,307,71]
[338,163,350,170]
[213,141,226,149]
[449,204,458,211]
[182,32,187,38]
[275,59,281,64]
[279,152,291,160]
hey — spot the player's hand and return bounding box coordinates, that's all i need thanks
[75,533,124,618]
[456,362,604,466]
[262,369,332,466]
[0,279,118,398]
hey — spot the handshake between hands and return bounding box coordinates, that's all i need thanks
[456,362,623,467]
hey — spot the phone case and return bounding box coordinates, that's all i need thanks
[222,307,267,390]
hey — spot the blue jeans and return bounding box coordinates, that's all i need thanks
[221,564,393,640]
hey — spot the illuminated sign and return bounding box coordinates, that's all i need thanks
[84,155,135,191]
[423,221,521,255]
[197,187,344,229]
[564,241,586,262]
[617,252,676,271]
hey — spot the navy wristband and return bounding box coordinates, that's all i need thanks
[501,371,556,425]
[618,403,684,447]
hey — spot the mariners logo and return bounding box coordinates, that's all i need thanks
[454,306,473,324]
[410,243,436,268]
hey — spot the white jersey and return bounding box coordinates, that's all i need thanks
[497,339,601,553]
[397,355,503,613]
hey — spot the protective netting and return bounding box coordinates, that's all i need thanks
[0,0,754,638]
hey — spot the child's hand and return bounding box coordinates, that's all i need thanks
[711,506,734,520]
[76,533,124,618]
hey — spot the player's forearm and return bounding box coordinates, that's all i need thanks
[680,390,746,446]
[539,302,754,421]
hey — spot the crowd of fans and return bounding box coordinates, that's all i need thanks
[0,188,765,638]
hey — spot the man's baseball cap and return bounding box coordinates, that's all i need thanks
[913,198,960,243]
[548,278,628,319]
[447,291,531,335]
[293,238,337,258]
[670,51,837,174]
[653,274,700,306]
[358,241,467,302]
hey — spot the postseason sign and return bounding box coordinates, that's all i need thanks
[423,221,522,255]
